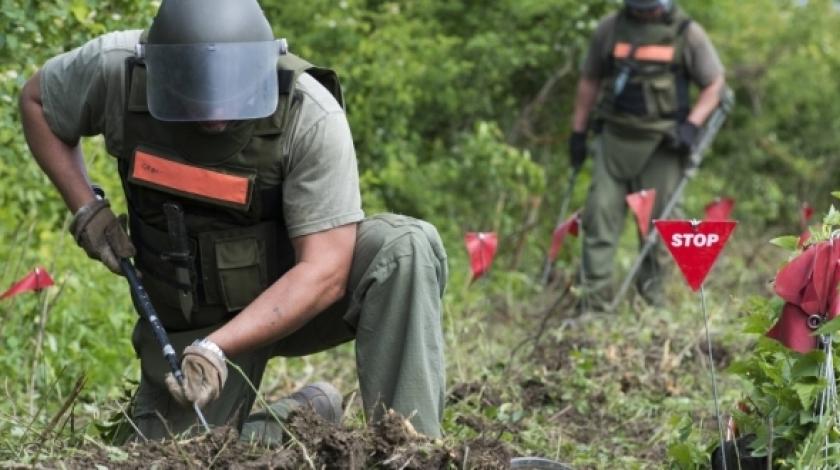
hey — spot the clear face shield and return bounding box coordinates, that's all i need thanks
[139,40,285,122]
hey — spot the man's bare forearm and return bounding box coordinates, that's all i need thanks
[19,71,95,212]
[687,75,725,126]
[207,224,357,357]
[572,77,601,133]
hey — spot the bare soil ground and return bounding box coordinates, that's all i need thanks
[30,407,512,469]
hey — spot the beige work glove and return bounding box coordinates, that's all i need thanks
[165,340,228,409]
[69,199,136,274]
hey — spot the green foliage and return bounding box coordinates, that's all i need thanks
[678,0,840,225]
[719,194,840,467]
[667,414,712,468]
[2,0,840,466]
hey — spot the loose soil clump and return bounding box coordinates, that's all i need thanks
[37,408,513,469]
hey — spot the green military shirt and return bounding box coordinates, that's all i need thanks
[40,30,364,239]
[581,12,724,86]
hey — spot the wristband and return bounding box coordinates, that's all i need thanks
[192,338,226,362]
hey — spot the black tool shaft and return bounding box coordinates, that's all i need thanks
[121,258,209,432]
[120,258,183,381]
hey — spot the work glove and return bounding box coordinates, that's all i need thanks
[69,198,136,274]
[165,339,228,409]
[569,131,588,170]
[674,120,700,154]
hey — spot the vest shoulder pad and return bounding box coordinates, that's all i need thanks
[253,53,344,135]
[277,53,344,108]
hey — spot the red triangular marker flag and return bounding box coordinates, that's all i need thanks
[548,212,580,263]
[654,220,737,291]
[774,244,816,305]
[800,202,814,229]
[1,267,55,299]
[704,197,735,221]
[626,189,656,237]
[799,202,815,247]
[766,302,818,353]
[464,232,498,281]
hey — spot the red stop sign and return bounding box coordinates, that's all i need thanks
[654,220,737,291]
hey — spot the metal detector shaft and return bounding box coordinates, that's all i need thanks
[119,258,211,432]
[540,168,580,284]
[609,88,735,311]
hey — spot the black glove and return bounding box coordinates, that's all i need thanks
[675,121,700,153]
[569,131,588,170]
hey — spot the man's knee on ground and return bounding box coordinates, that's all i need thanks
[362,214,448,295]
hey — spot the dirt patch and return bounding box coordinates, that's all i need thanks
[520,378,563,408]
[448,381,504,409]
[531,337,595,372]
[39,408,513,469]
[698,338,732,368]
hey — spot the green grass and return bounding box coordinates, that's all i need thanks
[0,217,807,468]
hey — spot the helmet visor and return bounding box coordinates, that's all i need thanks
[145,41,279,121]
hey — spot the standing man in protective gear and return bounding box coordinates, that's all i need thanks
[19,0,448,441]
[568,0,725,310]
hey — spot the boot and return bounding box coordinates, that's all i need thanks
[239,381,343,444]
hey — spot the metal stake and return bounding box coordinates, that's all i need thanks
[817,234,839,464]
[541,168,580,285]
[701,285,727,470]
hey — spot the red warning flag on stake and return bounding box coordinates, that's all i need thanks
[800,202,814,228]
[626,189,656,237]
[654,220,737,291]
[548,212,580,263]
[798,202,815,248]
[1,267,55,299]
[464,232,498,281]
[704,197,735,221]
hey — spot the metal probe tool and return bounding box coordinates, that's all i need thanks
[119,259,211,433]
[91,185,211,432]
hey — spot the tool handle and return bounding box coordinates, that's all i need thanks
[120,258,184,382]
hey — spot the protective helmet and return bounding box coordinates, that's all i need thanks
[624,0,674,11]
[140,0,283,122]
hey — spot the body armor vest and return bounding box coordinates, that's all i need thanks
[120,52,343,330]
[596,8,692,133]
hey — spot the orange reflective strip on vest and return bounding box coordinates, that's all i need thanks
[131,149,252,206]
[613,42,675,63]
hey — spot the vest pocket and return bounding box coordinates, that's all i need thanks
[649,76,677,117]
[214,237,267,312]
[614,81,648,116]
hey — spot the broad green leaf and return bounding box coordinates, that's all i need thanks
[667,443,695,467]
[816,316,840,335]
[770,235,800,252]
[824,205,840,226]
[70,1,89,23]
[790,350,825,379]
[792,381,824,409]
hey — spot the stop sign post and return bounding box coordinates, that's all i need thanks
[655,219,738,469]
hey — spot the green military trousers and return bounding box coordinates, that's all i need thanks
[130,213,448,439]
[580,136,684,310]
